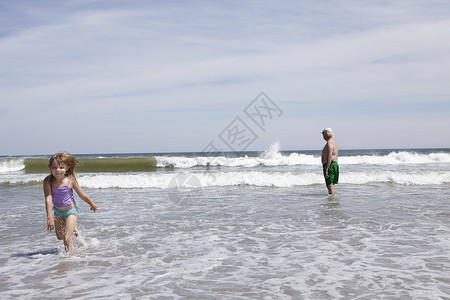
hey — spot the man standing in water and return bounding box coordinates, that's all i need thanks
[321,128,339,195]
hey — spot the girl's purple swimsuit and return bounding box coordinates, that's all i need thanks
[51,176,79,218]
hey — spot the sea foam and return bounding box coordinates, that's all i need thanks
[155,150,450,169]
[1,170,449,188]
[0,158,25,173]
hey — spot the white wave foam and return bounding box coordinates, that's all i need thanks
[0,174,43,184]
[79,173,176,189]
[65,171,450,188]
[340,151,450,165]
[261,141,282,159]
[156,149,450,169]
[343,171,450,185]
[0,159,25,173]
[155,153,317,169]
[2,171,449,188]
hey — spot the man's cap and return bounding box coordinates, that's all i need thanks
[321,128,333,135]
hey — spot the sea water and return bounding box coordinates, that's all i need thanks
[0,146,449,299]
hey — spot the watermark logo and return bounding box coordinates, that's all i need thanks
[167,173,203,205]
[245,92,283,131]
[167,91,283,205]
[219,117,258,152]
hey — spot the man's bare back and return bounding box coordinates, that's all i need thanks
[322,137,339,164]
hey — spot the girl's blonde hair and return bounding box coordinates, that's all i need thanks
[48,152,78,178]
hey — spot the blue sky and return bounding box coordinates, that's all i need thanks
[1,0,449,155]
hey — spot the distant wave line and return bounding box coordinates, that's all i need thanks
[1,150,449,173]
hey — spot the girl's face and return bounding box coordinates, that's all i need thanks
[50,161,68,178]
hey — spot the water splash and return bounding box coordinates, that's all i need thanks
[261,141,281,159]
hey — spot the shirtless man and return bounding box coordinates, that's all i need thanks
[321,128,339,195]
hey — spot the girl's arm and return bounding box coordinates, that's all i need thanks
[72,178,98,212]
[43,176,54,231]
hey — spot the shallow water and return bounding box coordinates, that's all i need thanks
[1,149,449,299]
[1,183,449,299]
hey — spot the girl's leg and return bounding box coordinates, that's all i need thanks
[74,220,79,237]
[54,213,65,241]
[64,214,78,253]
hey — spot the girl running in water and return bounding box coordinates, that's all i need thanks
[43,152,98,252]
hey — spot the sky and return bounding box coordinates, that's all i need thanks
[1,0,449,155]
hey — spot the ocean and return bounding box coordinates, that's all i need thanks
[1,144,449,299]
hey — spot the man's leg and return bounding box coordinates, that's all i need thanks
[327,184,334,195]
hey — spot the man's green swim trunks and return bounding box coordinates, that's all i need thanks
[323,161,339,186]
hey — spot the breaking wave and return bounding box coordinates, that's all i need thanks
[1,146,449,174]
[2,170,449,188]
